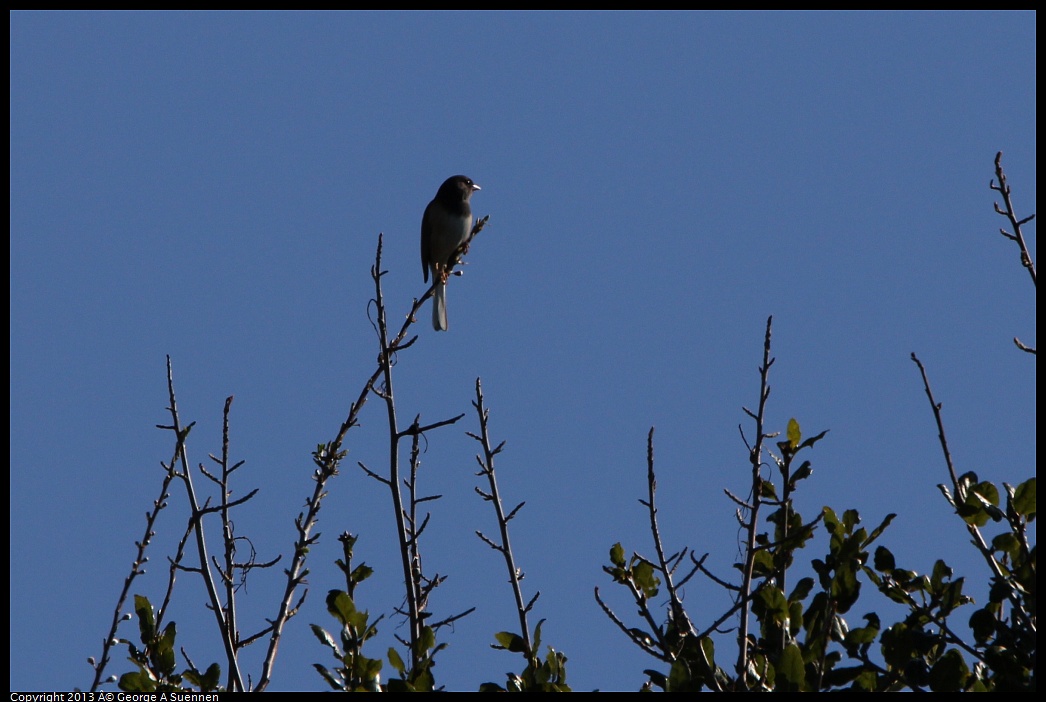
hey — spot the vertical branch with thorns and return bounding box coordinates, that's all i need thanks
[355,234,473,683]
[469,378,538,653]
[990,151,1036,354]
[89,394,182,691]
[162,359,246,691]
[640,428,697,644]
[198,398,275,683]
[733,315,775,682]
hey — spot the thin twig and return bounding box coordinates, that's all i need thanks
[910,353,1004,584]
[642,427,695,639]
[88,394,182,691]
[990,152,1036,354]
[990,151,1036,288]
[470,378,536,653]
[736,315,774,681]
[165,358,246,691]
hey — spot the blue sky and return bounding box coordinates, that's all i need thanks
[10,11,1035,692]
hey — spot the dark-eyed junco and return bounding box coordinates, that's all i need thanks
[421,175,481,331]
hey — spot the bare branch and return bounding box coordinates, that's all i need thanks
[469,378,535,653]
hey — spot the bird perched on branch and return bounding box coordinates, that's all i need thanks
[421,175,481,331]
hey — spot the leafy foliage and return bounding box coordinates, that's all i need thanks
[118,595,222,693]
[311,534,384,692]
[481,621,571,692]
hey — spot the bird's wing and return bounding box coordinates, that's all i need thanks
[420,200,433,283]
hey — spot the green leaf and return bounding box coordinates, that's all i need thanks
[777,642,806,690]
[789,461,813,487]
[310,624,339,652]
[314,664,341,691]
[326,590,356,626]
[844,619,879,648]
[610,543,626,567]
[991,532,1020,559]
[928,648,968,692]
[644,669,668,691]
[755,585,789,623]
[199,662,222,692]
[494,631,527,653]
[532,618,545,651]
[118,670,156,692]
[184,662,222,692]
[822,664,867,688]
[960,481,1003,526]
[787,418,801,448]
[968,608,995,643]
[387,647,405,675]
[788,600,804,637]
[411,667,435,692]
[830,562,861,613]
[133,594,156,643]
[633,559,661,597]
[350,563,374,584]
[799,429,829,450]
[1011,477,1036,519]
[958,502,989,527]
[759,478,778,500]
[930,559,953,589]
[864,513,896,546]
[873,545,896,572]
[972,481,1000,507]
[789,577,814,603]
[541,646,569,689]
[346,655,383,691]
[418,625,436,652]
[752,549,775,577]
[939,578,968,614]
[386,677,414,692]
[822,507,840,532]
[699,636,717,671]
[989,577,1015,604]
[880,622,914,669]
[666,656,693,691]
[154,622,177,675]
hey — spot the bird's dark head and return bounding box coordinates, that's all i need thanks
[438,175,481,202]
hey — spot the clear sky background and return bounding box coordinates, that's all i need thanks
[10,11,1036,692]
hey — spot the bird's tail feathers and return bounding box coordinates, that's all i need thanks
[433,282,449,331]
